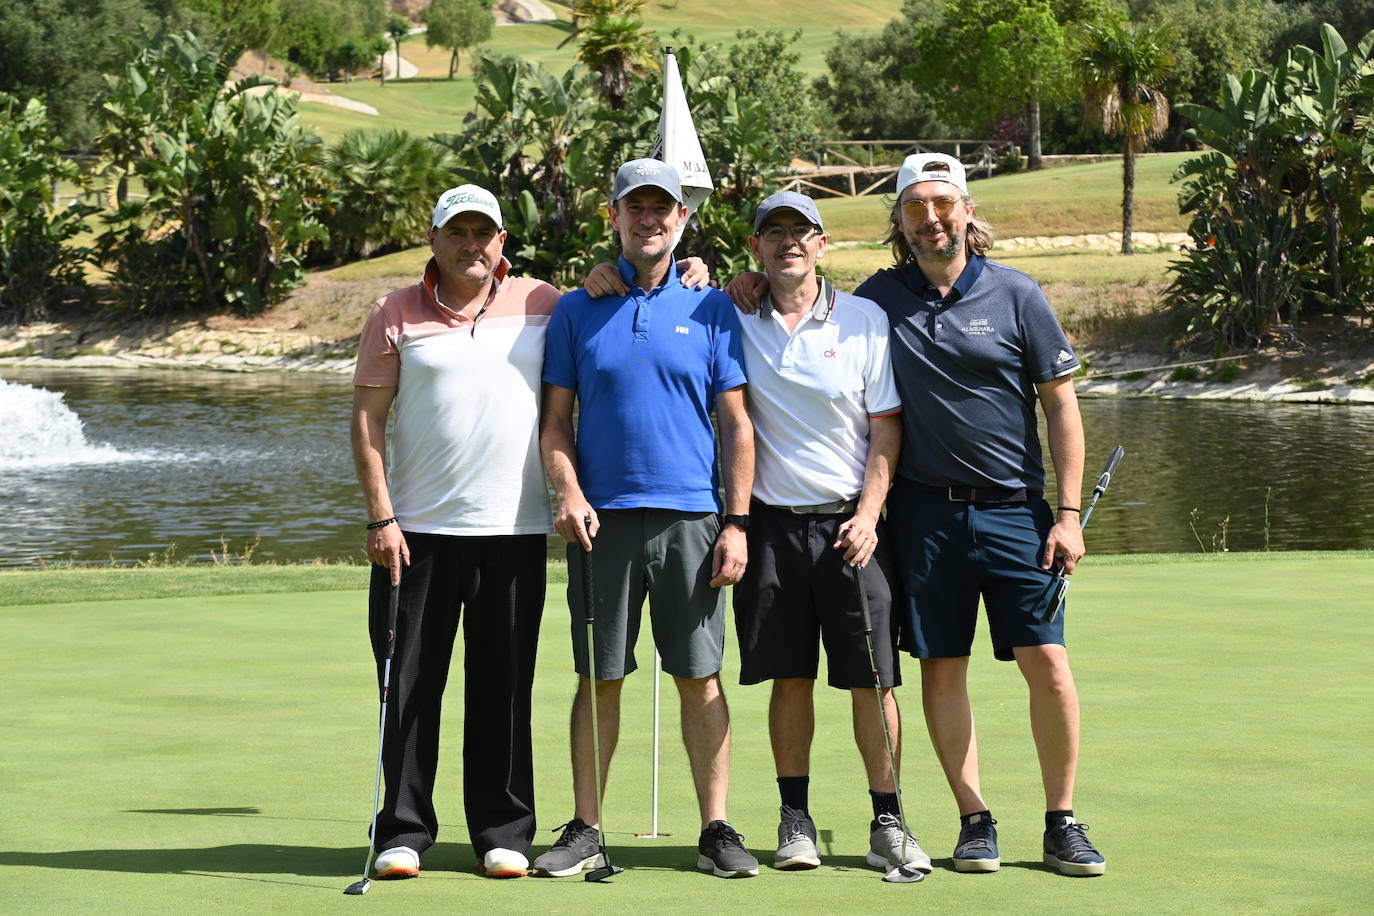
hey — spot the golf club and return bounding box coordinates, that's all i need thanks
[1041,445,1125,623]
[344,578,401,895]
[580,518,624,882]
[851,563,924,884]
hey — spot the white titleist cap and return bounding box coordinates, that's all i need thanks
[895,154,969,197]
[432,185,503,229]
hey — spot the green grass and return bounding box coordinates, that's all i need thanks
[817,154,1193,243]
[2,552,1370,912]
[821,245,1174,292]
[297,2,902,139]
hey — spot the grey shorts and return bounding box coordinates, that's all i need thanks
[567,508,726,680]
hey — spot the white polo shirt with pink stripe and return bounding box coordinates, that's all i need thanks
[353,258,559,536]
[737,278,902,507]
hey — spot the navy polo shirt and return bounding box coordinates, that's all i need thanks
[856,255,1079,490]
[543,256,747,512]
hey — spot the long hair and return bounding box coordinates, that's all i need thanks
[882,193,994,267]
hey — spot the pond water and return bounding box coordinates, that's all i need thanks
[1,366,1371,569]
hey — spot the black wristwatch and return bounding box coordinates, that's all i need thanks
[721,513,751,533]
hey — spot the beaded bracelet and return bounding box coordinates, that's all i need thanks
[366,516,398,530]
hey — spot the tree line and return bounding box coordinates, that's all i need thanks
[1,0,1371,348]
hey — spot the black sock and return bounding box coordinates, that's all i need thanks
[1046,809,1074,829]
[961,809,992,825]
[870,790,900,820]
[778,776,809,812]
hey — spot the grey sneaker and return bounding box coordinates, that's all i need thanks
[1043,817,1106,876]
[773,805,820,870]
[531,818,604,877]
[953,812,1000,872]
[866,812,933,874]
[697,820,759,878]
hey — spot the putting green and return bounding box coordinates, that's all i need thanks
[2,553,1369,912]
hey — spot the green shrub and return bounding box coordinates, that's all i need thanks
[1167,24,1374,348]
[322,129,457,261]
[93,30,327,317]
[0,93,94,323]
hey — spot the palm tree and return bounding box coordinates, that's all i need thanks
[559,0,656,110]
[1075,21,1175,254]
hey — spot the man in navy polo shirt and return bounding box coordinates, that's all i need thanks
[536,159,759,879]
[854,153,1105,877]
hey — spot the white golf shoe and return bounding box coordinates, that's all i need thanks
[374,845,420,879]
[481,847,529,878]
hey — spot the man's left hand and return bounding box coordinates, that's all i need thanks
[710,524,747,587]
[1043,516,1086,574]
[834,515,880,567]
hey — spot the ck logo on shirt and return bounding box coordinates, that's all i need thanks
[823,348,837,358]
[675,326,690,335]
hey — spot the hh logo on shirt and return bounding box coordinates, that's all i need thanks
[675,326,690,335]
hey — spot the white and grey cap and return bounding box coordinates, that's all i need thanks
[613,158,684,204]
[895,153,969,196]
[753,190,825,233]
[432,184,504,229]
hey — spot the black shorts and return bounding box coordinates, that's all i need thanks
[732,503,901,689]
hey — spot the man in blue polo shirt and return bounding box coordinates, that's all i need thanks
[536,159,758,879]
[726,155,1106,878]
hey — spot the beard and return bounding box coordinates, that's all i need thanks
[910,226,964,261]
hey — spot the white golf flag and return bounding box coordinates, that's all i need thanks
[652,47,712,248]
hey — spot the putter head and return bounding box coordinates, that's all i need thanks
[342,877,372,895]
[883,864,925,883]
[584,864,624,882]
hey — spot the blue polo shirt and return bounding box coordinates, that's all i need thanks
[543,257,747,511]
[856,255,1079,490]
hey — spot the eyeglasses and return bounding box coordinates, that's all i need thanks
[900,196,962,219]
[756,224,819,243]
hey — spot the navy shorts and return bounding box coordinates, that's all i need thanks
[887,479,1065,661]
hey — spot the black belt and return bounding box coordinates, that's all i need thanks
[908,481,1041,505]
[752,497,859,515]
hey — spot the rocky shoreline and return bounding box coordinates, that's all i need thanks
[4,337,1373,404]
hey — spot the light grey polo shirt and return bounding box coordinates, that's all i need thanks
[737,278,901,506]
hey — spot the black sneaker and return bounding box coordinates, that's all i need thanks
[531,818,604,877]
[1043,817,1106,876]
[953,812,1000,872]
[697,820,759,878]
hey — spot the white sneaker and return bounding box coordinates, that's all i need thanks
[374,845,420,879]
[481,847,529,878]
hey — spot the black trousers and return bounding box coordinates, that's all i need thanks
[367,531,545,858]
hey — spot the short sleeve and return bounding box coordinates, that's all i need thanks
[352,299,400,387]
[708,291,747,393]
[861,312,901,417]
[541,292,580,390]
[1019,286,1079,382]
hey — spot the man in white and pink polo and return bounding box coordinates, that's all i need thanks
[350,184,558,881]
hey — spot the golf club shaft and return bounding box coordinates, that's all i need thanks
[580,520,616,874]
[1043,445,1124,622]
[353,581,400,889]
[851,564,909,856]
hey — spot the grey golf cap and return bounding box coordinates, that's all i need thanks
[613,158,684,204]
[753,190,824,233]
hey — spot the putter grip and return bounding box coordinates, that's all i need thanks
[1098,445,1125,489]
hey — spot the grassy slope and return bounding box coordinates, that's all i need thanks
[298,1,902,141]
[817,153,1192,243]
[2,553,1370,912]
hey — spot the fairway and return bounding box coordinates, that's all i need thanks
[3,553,1370,913]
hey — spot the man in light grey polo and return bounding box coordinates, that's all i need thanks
[732,191,930,876]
